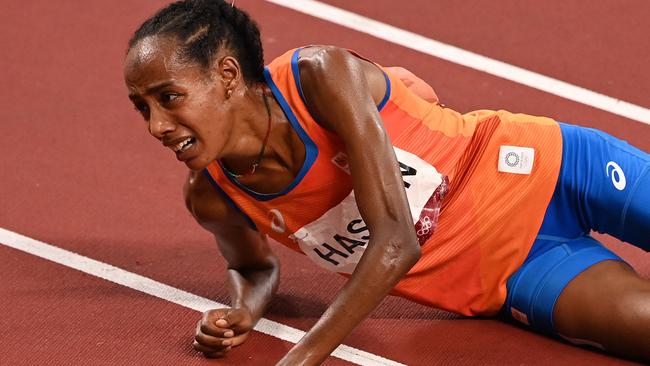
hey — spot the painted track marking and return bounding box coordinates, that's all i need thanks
[265,0,650,125]
[0,227,405,366]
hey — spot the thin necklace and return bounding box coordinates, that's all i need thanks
[224,89,273,178]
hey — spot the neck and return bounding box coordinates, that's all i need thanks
[220,86,274,177]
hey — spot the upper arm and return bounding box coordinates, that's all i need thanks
[183,171,277,271]
[297,46,418,248]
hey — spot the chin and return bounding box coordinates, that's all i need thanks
[184,157,211,171]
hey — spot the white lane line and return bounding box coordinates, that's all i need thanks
[0,228,405,366]
[264,0,650,125]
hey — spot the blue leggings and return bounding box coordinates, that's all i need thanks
[504,122,650,334]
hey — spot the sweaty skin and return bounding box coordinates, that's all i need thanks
[126,38,650,364]
[125,36,283,358]
[275,46,422,365]
[125,37,421,364]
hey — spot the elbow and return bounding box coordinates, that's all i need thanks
[383,233,421,272]
[403,239,421,268]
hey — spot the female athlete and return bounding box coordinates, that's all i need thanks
[123,1,650,364]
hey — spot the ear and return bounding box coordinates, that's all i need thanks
[215,56,243,93]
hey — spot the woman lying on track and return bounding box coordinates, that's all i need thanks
[123,0,650,364]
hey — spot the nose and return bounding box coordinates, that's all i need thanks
[148,110,176,139]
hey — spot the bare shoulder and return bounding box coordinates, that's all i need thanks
[296,45,361,66]
[296,45,383,84]
[183,171,249,232]
[296,44,343,61]
[295,45,387,128]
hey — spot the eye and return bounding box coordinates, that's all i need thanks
[133,102,150,120]
[160,92,182,105]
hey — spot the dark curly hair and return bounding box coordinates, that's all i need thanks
[128,0,265,84]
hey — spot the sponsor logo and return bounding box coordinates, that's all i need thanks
[606,161,626,191]
[268,209,286,234]
[498,146,534,174]
[505,152,520,167]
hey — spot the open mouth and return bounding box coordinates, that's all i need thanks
[172,137,195,153]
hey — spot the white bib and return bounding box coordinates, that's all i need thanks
[289,147,446,274]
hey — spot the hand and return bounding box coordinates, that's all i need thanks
[193,307,254,358]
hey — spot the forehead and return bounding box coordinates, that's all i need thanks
[124,36,206,90]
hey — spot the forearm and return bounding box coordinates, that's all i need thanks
[227,257,280,322]
[281,234,420,365]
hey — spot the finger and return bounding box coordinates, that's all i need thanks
[214,318,229,328]
[228,331,251,347]
[192,341,220,354]
[195,331,235,348]
[222,309,253,333]
[197,319,234,338]
[202,309,229,330]
[193,341,231,358]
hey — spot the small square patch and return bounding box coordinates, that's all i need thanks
[498,145,535,174]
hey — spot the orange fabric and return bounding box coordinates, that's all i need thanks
[205,48,562,316]
[385,66,439,103]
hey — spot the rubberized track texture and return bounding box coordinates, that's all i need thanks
[1,1,648,365]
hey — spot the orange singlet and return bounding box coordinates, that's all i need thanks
[205,48,562,316]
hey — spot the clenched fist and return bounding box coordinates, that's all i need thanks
[193,307,254,358]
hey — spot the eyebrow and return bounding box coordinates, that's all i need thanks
[128,80,176,99]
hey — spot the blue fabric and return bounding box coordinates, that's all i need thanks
[504,122,650,334]
[538,123,650,247]
[504,236,621,334]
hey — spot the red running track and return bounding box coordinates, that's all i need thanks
[1,1,648,365]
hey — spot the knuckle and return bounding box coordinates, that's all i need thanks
[200,323,212,335]
[203,309,218,320]
[192,342,209,353]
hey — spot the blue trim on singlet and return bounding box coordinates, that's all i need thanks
[377,71,391,111]
[290,48,308,105]
[201,169,258,230]
[219,68,319,201]
[290,47,391,112]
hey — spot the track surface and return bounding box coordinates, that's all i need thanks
[1,1,648,365]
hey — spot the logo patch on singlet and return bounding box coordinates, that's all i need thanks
[331,151,351,175]
[289,147,446,274]
[498,146,535,174]
[606,161,626,191]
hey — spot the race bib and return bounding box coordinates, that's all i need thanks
[289,147,447,274]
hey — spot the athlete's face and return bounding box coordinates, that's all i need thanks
[124,36,235,171]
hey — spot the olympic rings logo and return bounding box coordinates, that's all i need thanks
[416,216,433,236]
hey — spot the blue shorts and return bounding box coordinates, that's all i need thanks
[503,122,650,334]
